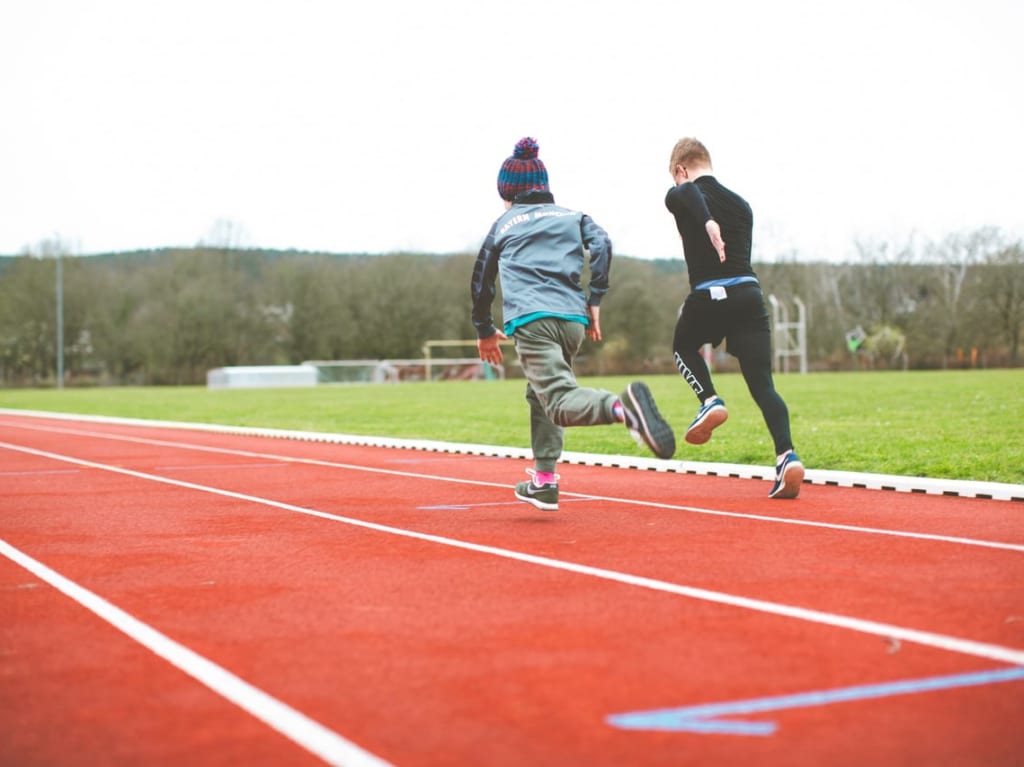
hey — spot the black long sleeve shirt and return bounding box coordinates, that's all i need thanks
[665,175,756,290]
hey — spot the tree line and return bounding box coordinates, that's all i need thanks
[1,227,1021,387]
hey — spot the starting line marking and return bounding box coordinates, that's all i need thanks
[607,666,1024,735]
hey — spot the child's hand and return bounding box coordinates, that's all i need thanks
[586,305,602,341]
[477,330,508,364]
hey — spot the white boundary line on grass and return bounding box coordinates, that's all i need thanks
[1,408,1022,502]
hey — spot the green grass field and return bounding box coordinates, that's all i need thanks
[2,370,1022,485]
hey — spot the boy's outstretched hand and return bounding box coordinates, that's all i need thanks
[477,330,507,365]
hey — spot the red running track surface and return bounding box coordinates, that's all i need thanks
[2,413,1023,766]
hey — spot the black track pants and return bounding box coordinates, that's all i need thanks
[672,283,794,456]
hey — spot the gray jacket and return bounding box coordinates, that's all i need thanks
[470,191,613,338]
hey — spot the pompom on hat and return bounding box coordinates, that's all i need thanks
[497,137,549,201]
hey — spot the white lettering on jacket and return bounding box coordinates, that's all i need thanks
[498,213,531,235]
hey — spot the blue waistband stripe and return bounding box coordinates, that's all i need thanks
[694,276,759,291]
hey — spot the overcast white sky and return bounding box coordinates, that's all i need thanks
[2,0,1022,261]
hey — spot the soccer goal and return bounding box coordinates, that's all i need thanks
[422,339,515,380]
[305,354,504,383]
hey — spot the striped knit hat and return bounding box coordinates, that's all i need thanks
[497,137,549,201]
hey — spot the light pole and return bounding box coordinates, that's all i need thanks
[55,249,64,388]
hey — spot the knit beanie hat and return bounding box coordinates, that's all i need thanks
[497,137,549,201]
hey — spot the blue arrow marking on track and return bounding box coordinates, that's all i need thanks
[607,666,1024,736]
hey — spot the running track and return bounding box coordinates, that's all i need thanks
[2,410,1023,766]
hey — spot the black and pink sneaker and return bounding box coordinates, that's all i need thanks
[515,469,560,511]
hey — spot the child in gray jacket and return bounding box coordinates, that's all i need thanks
[471,137,675,511]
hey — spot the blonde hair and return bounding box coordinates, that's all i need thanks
[668,137,712,174]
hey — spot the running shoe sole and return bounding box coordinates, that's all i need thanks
[769,459,805,499]
[623,382,676,460]
[685,405,728,445]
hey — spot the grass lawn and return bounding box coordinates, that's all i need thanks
[1,370,1022,485]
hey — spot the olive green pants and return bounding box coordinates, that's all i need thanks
[512,317,619,473]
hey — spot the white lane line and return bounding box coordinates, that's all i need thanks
[4,441,1024,668]
[0,538,393,767]
[154,462,289,472]
[0,468,81,477]
[4,409,1023,501]
[3,427,1022,554]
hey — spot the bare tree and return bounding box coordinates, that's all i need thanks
[848,235,919,326]
[974,240,1024,365]
[923,227,999,367]
[198,218,251,250]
